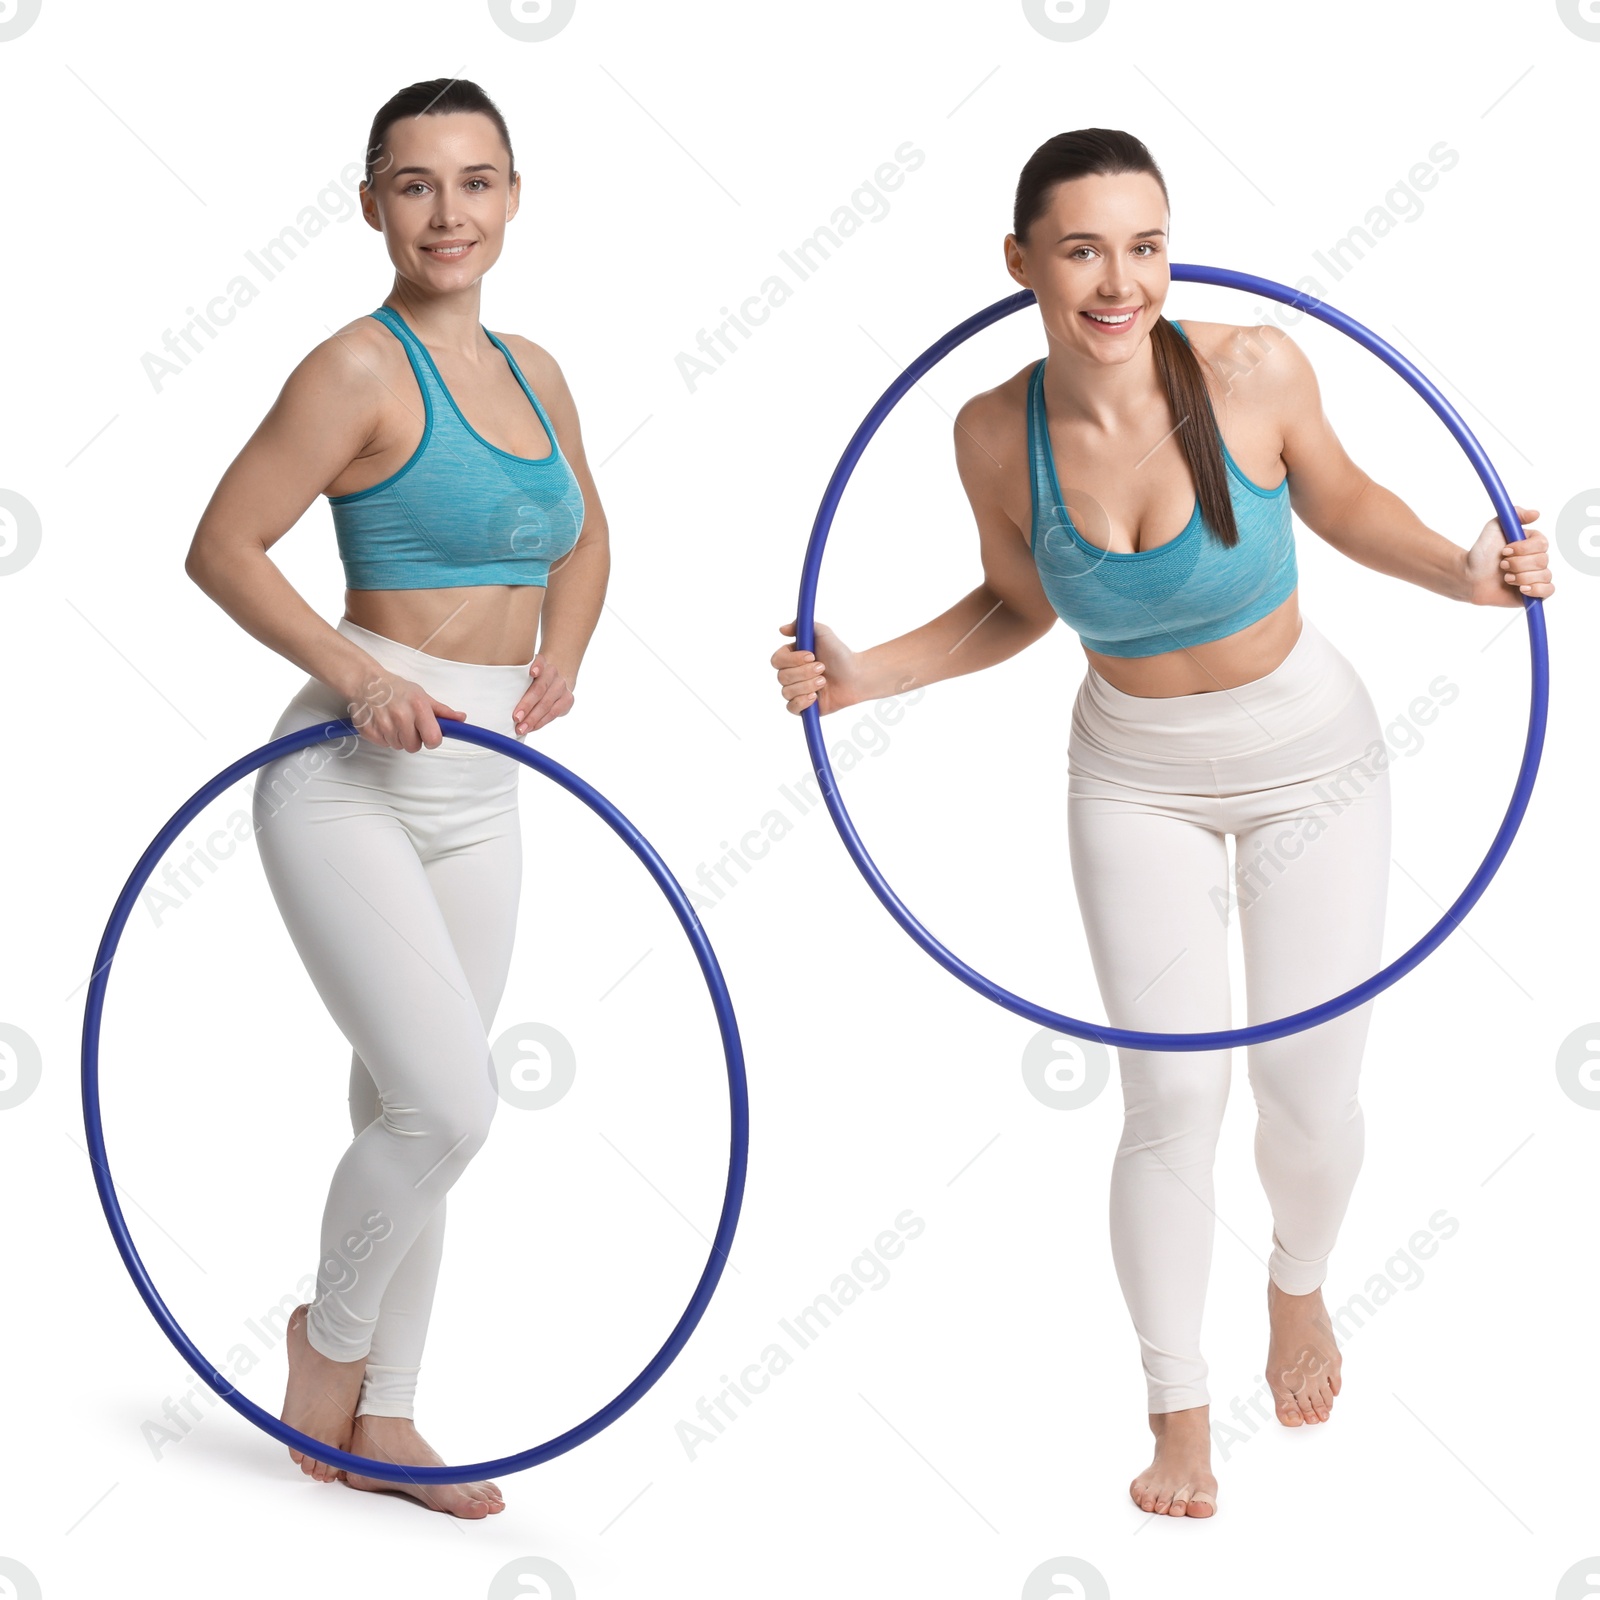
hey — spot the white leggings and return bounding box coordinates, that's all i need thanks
[250,618,530,1418]
[1067,616,1391,1414]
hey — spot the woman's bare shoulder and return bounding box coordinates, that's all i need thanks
[1170,316,1296,390]
[953,362,1037,469]
[490,330,567,389]
[278,311,403,401]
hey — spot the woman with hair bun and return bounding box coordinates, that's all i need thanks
[187,77,609,1518]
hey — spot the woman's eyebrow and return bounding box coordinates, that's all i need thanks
[1055,226,1168,243]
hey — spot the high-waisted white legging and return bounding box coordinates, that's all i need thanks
[1067,615,1391,1415]
[250,617,531,1419]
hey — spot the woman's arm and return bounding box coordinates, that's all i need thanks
[506,335,609,692]
[811,391,1060,708]
[184,327,395,704]
[1254,326,1553,604]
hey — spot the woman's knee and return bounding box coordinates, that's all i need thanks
[379,1064,499,1161]
[1249,1035,1366,1142]
[1118,1051,1231,1152]
[1256,1087,1364,1155]
[427,1081,500,1157]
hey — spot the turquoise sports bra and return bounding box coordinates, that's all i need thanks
[1027,320,1295,658]
[328,305,585,591]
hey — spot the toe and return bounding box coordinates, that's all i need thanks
[1188,1491,1217,1517]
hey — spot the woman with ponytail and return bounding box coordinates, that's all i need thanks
[770,128,1551,1517]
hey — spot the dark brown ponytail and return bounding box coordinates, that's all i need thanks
[1013,129,1238,549]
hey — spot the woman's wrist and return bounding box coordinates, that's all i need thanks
[857,644,929,706]
[327,646,391,709]
[537,651,580,689]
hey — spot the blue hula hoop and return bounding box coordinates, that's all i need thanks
[81,718,749,1485]
[794,265,1549,1051]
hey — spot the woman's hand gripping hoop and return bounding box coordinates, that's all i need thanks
[792,265,1549,1051]
[80,718,749,1485]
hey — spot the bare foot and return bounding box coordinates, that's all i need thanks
[1265,1280,1341,1426]
[340,1414,506,1518]
[1129,1406,1217,1517]
[281,1302,366,1482]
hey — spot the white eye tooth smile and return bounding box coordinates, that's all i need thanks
[1086,311,1135,323]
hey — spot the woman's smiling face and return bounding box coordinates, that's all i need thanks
[1006,170,1171,361]
[361,110,520,289]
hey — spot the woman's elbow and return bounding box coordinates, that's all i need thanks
[183,535,218,588]
[184,528,243,593]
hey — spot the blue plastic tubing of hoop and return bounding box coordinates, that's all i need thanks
[81,717,749,1485]
[793,266,1549,1051]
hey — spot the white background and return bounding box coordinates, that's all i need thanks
[2,0,1596,1595]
